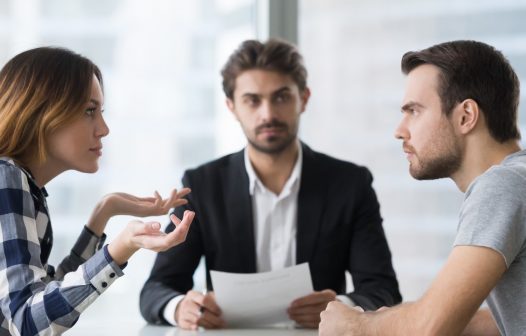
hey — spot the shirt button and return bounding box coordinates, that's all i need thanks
[101,282,108,288]
[109,273,116,278]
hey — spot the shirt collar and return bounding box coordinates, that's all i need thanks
[1,157,49,197]
[244,142,303,197]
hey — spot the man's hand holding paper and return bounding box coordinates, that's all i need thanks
[287,289,337,328]
[175,290,225,330]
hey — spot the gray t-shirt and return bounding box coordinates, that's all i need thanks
[454,149,526,335]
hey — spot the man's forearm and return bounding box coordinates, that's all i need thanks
[364,302,419,335]
[462,309,500,336]
[364,301,490,336]
[320,301,430,335]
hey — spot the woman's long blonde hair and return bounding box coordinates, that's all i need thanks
[0,47,103,165]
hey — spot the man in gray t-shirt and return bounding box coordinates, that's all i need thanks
[320,40,524,336]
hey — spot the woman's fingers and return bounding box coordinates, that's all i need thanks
[130,211,195,251]
[165,211,194,244]
[177,188,191,198]
[130,221,163,236]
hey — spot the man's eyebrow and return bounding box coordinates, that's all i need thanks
[401,101,424,112]
[240,92,260,98]
[239,86,292,98]
[272,86,292,95]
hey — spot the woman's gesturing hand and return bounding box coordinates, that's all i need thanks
[87,188,191,235]
[108,211,195,264]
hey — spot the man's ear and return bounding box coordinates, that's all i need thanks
[226,98,239,120]
[300,87,311,114]
[454,99,480,135]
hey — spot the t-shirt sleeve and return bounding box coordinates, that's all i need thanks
[454,167,526,267]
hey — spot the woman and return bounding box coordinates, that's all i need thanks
[0,47,195,335]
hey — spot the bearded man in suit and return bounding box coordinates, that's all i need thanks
[140,38,401,330]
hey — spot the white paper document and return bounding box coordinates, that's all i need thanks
[210,263,313,327]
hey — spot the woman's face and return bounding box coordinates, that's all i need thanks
[46,74,109,174]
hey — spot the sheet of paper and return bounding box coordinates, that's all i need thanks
[210,263,313,327]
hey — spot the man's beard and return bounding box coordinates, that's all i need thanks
[248,120,298,154]
[409,141,462,180]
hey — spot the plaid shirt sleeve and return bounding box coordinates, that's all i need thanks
[53,226,107,280]
[0,161,124,336]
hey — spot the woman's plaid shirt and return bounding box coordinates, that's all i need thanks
[0,158,123,335]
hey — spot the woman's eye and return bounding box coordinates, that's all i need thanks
[85,108,96,117]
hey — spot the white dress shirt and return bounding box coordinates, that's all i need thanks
[245,145,353,307]
[245,145,302,272]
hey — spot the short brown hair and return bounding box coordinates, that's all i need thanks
[0,47,102,164]
[401,40,520,143]
[221,39,307,99]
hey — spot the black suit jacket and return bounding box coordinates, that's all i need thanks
[140,143,401,324]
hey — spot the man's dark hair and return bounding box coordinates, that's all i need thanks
[221,39,307,100]
[401,40,521,142]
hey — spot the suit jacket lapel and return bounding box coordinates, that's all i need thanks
[223,149,257,273]
[297,143,326,264]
